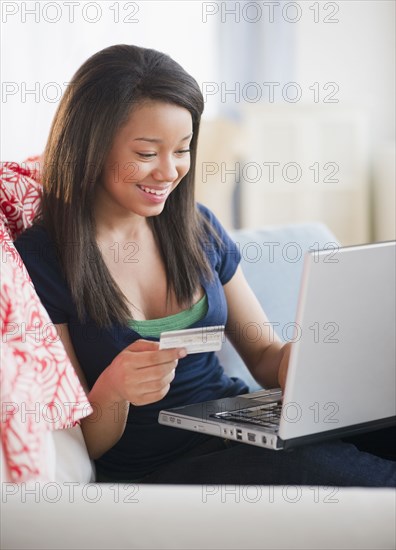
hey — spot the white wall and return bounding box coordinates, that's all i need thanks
[295,0,395,152]
[197,0,395,241]
[2,1,394,159]
[1,1,218,161]
[1,1,394,240]
[295,0,395,240]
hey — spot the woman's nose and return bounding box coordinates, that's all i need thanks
[152,156,179,182]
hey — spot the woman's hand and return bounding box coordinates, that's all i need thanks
[54,325,186,459]
[103,339,186,406]
[278,342,292,391]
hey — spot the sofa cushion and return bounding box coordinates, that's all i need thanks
[217,223,339,390]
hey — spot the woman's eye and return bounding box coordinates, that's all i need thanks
[136,150,190,159]
[137,153,156,158]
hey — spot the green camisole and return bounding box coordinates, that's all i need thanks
[127,294,208,338]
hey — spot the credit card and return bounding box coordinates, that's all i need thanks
[159,325,225,354]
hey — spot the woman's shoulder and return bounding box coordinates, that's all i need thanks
[196,202,217,225]
[14,222,61,272]
[14,222,52,245]
[195,202,241,284]
[14,222,74,323]
[196,202,225,240]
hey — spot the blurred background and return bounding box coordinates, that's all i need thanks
[1,0,395,245]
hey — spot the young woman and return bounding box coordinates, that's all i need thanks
[15,44,395,485]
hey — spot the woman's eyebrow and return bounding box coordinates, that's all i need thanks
[133,133,193,143]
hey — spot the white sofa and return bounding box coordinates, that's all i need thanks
[2,484,395,550]
[1,222,395,550]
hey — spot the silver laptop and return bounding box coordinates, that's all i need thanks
[159,241,396,450]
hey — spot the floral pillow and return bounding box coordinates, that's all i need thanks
[0,158,92,482]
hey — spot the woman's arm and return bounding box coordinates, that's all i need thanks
[223,265,292,390]
[55,324,185,460]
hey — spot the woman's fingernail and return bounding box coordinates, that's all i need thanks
[178,348,187,358]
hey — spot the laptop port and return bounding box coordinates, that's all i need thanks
[262,436,267,444]
[247,432,256,442]
[236,429,243,441]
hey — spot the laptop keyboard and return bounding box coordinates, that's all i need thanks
[212,402,282,430]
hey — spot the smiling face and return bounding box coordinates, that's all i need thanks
[97,100,193,227]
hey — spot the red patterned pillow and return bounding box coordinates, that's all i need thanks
[0,159,92,482]
[0,159,42,241]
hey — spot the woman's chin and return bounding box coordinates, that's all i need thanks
[133,201,166,218]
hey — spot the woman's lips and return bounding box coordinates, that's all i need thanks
[136,184,171,203]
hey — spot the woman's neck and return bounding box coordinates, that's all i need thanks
[94,187,150,242]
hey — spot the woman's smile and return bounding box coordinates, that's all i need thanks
[97,100,193,222]
[136,183,172,202]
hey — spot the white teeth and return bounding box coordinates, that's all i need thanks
[139,185,168,196]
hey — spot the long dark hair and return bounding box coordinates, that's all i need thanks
[38,44,219,328]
